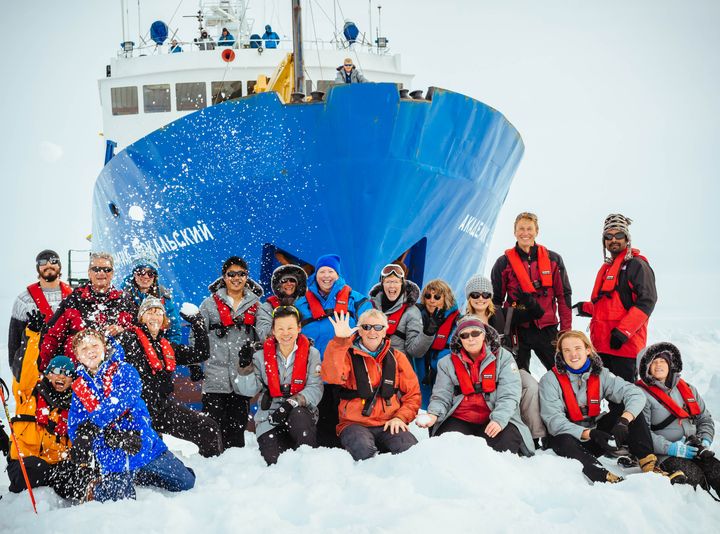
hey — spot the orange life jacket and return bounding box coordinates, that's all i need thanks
[505,245,552,294]
[304,285,351,321]
[213,294,258,326]
[266,295,281,309]
[263,334,311,398]
[552,367,600,422]
[431,310,459,351]
[451,351,497,395]
[636,379,701,419]
[133,326,176,373]
[26,281,72,322]
[386,304,408,336]
[591,248,648,301]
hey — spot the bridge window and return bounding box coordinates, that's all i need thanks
[111,86,138,115]
[176,82,207,111]
[212,81,243,104]
[143,84,171,113]
[246,80,257,95]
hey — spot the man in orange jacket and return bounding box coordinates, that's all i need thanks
[321,309,421,461]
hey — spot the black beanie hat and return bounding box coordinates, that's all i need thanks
[222,256,248,275]
[36,249,60,263]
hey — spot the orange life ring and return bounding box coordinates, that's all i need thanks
[221,49,235,62]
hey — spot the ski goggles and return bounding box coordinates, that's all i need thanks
[37,257,60,267]
[272,305,300,318]
[459,329,484,340]
[133,267,157,278]
[279,277,297,285]
[380,264,404,279]
[424,293,443,301]
[603,231,627,241]
[359,324,385,331]
[468,291,492,300]
[225,270,248,279]
[47,366,74,377]
[90,266,113,273]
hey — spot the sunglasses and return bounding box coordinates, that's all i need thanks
[90,266,113,273]
[272,305,300,318]
[225,270,248,279]
[603,231,627,241]
[469,291,492,300]
[134,268,157,278]
[47,366,73,377]
[344,63,353,67]
[459,330,484,340]
[424,293,443,301]
[279,277,297,285]
[381,263,404,279]
[360,324,385,331]
[37,258,60,267]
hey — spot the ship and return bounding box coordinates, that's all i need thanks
[91,0,524,304]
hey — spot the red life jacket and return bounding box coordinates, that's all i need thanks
[266,295,281,309]
[386,304,408,336]
[451,351,497,395]
[431,310,459,351]
[213,294,258,327]
[26,282,72,322]
[505,245,552,294]
[591,248,647,301]
[636,380,701,419]
[305,285,351,320]
[71,361,121,413]
[264,334,311,398]
[552,367,601,422]
[133,326,176,373]
[35,392,69,437]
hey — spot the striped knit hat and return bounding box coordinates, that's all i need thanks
[603,213,633,262]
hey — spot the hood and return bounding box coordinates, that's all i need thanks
[637,342,682,385]
[208,276,264,298]
[336,64,356,72]
[270,264,308,300]
[449,320,501,356]
[554,349,603,375]
[369,280,421,306]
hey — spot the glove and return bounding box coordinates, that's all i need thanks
[572,302,592,318]
[668,439,698,459]
[589,429,618,454]
[609,328,629,350]
[26,309,45,333]
[104,428,142,455]
[268,399,297,426]
[189,364,205,382]
[179,310,203,325]
[515,291,544,320]
[0,424,9,457]
[611,416,631,447]
[72,421,101,465]
[423,309,443,336]
[238,339,255,368]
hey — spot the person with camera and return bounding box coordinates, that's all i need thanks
[233,306,322,465]
[636,342,719,495]
[199,256,263,449]
[195,29,215,50]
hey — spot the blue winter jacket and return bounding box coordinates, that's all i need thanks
[294,275,371,355]
[122,275,183,344]
[218,33,235,47]
[415,304,459,409]
[262,30,280,48]
[68,340,167,474]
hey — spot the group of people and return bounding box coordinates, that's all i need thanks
[1,211,717,505]
[168,24,280,54]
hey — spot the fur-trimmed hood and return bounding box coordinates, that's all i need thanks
[554,349,604,375]
[270,264,308,300]
[369,279,421,307]
[449,319,502,356]
[208,276,264,298]
[636,342,682,384]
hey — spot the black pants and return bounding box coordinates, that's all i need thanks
[435,417,523,455]
[202,391,249,449]
[257,406,318,465]
[546,413,654,482]
[316,385,342,449]
[8,457,94,501]
[517,325,558,371]
[661,456,720,493]
[154,401,224,457]
[339,424,418,461]
[599,353,638,420]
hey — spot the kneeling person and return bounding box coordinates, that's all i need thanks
[322,309,421,461]
[234,306,322,465]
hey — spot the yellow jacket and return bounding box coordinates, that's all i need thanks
[10,329,72,464]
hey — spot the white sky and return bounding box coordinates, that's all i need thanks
[1,0,718,339]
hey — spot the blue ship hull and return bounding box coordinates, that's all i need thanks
[92,83,524,303]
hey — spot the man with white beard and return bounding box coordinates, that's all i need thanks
[7,250,73,367]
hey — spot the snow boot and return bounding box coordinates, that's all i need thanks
[606,471,624,484]
[639,454,687,484]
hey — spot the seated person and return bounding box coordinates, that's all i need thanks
[69,329,195,502]
[539,330,685,484]
[637,342,719,494]
[416,316,535,457]
[233,306,322,465]
[321,310,420,461]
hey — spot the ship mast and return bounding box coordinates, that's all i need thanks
[292,0,304,93]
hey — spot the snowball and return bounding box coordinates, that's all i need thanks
[180,302,199,315]
[415,413,432,427]
[128,205,145,222]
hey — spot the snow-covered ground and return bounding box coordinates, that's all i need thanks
[1,322,719,532]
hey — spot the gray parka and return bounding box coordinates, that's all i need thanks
[426,325,535,456]
[233,337,323,438]
[539,351,646,440]
[636,342,714,460]
[369,280,434,360]
[199,277,263,394]
[255,264,308,341]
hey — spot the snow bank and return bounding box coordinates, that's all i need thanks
[2,325,719,532]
